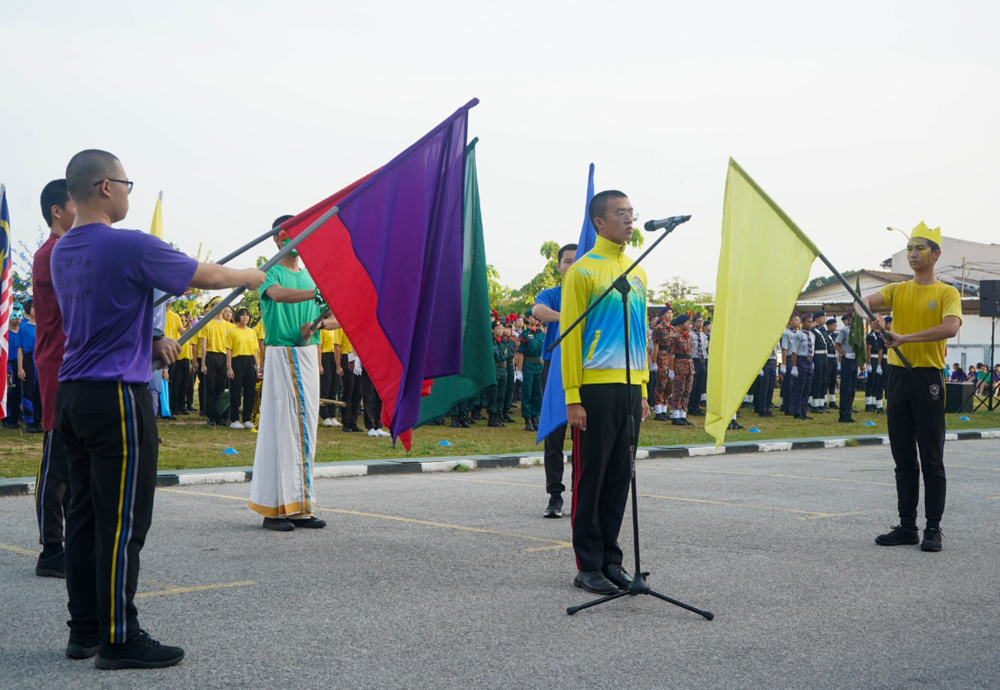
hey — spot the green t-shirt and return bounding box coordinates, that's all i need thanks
[260,264,321,347]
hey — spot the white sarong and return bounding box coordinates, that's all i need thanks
[248,345,320,517]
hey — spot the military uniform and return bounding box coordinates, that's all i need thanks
[865,328,887,412]
[519,325,544,430]
[809,312,829,414]
[756,343,780,416]
[486,335,508,424]
[652,319,673,418]
[502,334,516,420]
[667,317,695,425]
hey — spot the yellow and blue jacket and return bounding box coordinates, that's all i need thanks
[560,236,648,405]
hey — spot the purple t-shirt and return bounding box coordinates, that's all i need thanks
[53,223,198,384]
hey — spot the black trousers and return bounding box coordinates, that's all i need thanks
[204,351,228,422]
[361,370,383,430]
[21,351,43,426]
[168,359,192,414]
[839,358,858,420]
[196,367,205,414]
[35,430,69,557]
[340,355,361,426]
[756,360,777,414]
[826,356,838,396]
[541,360,567,495]
[688,358,706,412]
[865,358,886,401]
[571,383,640,573]
[57,381,158,644]
[319,352,341,419]
[886,366,947,527]
[780,360,792,411]
[810,354,828,404]
[229,355,257,423]
[5,366,22,423]
[789,358,814,417]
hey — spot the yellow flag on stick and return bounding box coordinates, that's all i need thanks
[706,159,821,447]
[150,191,164,239]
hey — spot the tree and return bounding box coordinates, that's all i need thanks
[647,275,715,320]
[487,263,511,309]
[805,270,860,293]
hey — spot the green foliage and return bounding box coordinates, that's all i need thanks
[647,276,714,320]
[487,263,511,310]
[10,271,31,302]
[806,270,860,293]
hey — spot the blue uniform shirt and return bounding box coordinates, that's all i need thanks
[16,322,35,354]
[534,285,561,362]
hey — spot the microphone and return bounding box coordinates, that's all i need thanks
[644,215,691,232]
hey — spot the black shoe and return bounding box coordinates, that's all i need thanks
[838,418,856,423]
[672,418,686,426]
[262,517,294,532]
[688,408,704,416]
[758,411,773,417]
[289,516,326,529]
[487,414,502,428]
[95,629,184,670]
[532,416,540,428]
[876,408,884,414]
[466,416,477,425]
[176,409,190,415]
[524,420,535,432]
[36,552,65,578]
[460,417,472,428]
[2,421,20,429]
[921,527,943,552]
[503,413,516,423]
[544,493,563,518]
[795,415,813,421]
[683,418,695,426]
[430,418,446,426]
[770,403,779,409]
[728,420,746,430]
[573,570,620,595]
[26,424,44,434]
[451,418,463,428]
[654,412,667,421]
[602,563,633,589]
[350,424,364,432]
[205,419,217,427]
[470,411,484,421]
[875,524,920,546]
[66,629,100,660]
[829,402,839,409]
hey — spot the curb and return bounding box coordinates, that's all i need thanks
[3,428,999,498]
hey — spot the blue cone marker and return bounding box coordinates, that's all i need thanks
[865,421,876,426]
[222,448,239,455]
[749,428,761,433]
[960,416,970,421]
[438,440,452,447]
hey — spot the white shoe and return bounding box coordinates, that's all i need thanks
[229,422,245,429]
[367,428,379,437]
[331,417,342,427]
[243,421,255,430]
[376,429,390,437]
[322,418,336,427]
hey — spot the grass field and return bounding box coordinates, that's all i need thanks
[3,399,998,479]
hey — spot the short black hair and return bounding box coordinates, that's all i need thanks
[557,243,577,264]
[588,190,627,224]
[234,307,250,322]
[23,298,34,315]
[66,149,120,203]
[40,179,70,228]
[928,239,940,252]
[273,214,294,228]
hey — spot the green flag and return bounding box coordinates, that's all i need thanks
[849,273,866,356]
[416,138,495,426]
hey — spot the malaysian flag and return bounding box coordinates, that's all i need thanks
[0,185,12,419]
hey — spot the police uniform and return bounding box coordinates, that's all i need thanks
[518,314,544,431]
[779,319,798,413]
[667,314,695,425]
[788,322,815,419]
[809,311,829,414]
[865,327,887,413]
[756,342,780,416]
[823,318,839,408]
[834,314,857,422]
[687,318,707,415]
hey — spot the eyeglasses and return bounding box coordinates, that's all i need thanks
[93,179,134,194]
[601,210,638,222]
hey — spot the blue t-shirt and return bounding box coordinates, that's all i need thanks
[534,286,561,362]
[53,223,198,384]
[16,322,35,354]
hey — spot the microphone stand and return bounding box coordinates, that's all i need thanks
[550,215,713,620]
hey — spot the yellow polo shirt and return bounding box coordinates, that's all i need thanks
[877,280,962,369]
[320,329,336,353]
[201,319,229,354]
[332,328,353,356]
[225,326,259,358]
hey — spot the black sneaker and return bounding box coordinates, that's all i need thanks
[875,524,920,546]
[95,629,184,670]
[262,517,294,532]
[66,629,100,659]
[36,552,65,578]
[921,527,943,552]
[544,493,563,518]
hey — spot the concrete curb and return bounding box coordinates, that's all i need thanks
[3,428,999,498]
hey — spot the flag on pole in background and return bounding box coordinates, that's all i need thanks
[150,191,164,239]
[415,137,495,426]
[535,163,596,443]
[285,99,478,449]
[706,158,820,447]
[149,190,171,417]
[849,273,866,356]
[1,185,13,420]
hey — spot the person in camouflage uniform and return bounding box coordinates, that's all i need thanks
[666,313,695,426]
[650,304,673,421]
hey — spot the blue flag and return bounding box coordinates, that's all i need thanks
[535,164,596,443]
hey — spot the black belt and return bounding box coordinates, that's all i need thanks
[495,363,506,369]
[674,354,691,360]
[523,356,542,364]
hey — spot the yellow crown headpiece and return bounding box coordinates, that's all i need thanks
[910,221,941,247]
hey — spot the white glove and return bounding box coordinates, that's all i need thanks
[780,366,786,376]
[668,370,675,380]
[650,362,658,372]
[353,360,362,376]
[758,369,764,377]
[877,365,882,375]
[514,370,523,382]
[791,366,799,377]
[866,364,873,374]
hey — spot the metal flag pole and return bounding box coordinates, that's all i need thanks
[151,205,340,369]
[152,225,284,307]
[815,253,912,370]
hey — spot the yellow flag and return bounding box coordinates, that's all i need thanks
[706,159,820,447]
[150,191,164,239]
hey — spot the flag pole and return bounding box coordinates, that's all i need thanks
[153,225,284,307]
[151,205,340,369]
[815,253,912,370]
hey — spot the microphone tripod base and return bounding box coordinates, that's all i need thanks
[566,572,714,619]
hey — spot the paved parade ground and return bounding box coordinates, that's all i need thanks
[2,439,999,690]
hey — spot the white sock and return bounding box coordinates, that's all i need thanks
[671,410,680,419]
[682,410,688,419]
[876,400,883,409]
[748,395,754,403]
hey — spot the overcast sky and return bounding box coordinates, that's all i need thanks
[3,1,998,298]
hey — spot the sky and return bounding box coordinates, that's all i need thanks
[3,0,999,299]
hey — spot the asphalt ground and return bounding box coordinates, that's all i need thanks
[1,440,999,690]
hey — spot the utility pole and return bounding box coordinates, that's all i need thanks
[958,257,967,344]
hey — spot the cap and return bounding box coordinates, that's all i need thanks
[825,318,836,326]
[671,314,690,326]
[812,311,826,319]
[691,313,703,322]
[524,310,533,320]
[841,312,852,322]
[704,320,712,326]
[910,221,942,247]
[885,316,893,323]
